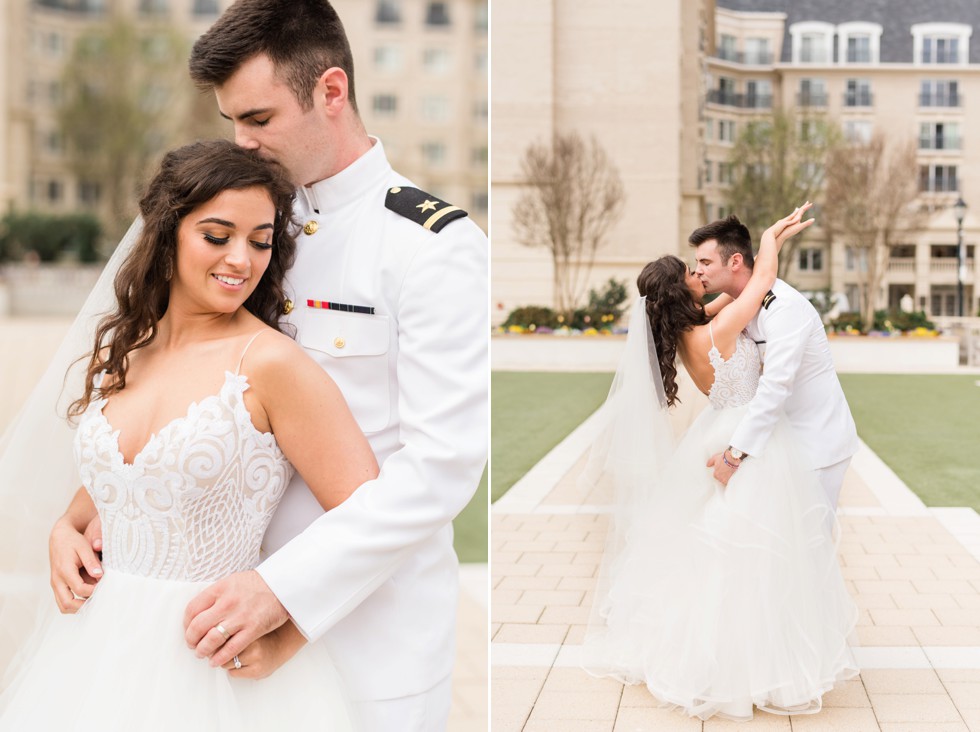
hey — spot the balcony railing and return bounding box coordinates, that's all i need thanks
[714,48,774,65]
[930,258,975,274]
[919,136,962,151]
[919,92,961,107]
[843,91,873,107]
[707,89,772,108]
[797,92,829,107]
[887,258,916,273]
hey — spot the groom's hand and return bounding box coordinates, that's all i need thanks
[707,452,736,487]
[183,570,290,668]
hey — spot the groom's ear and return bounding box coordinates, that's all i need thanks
[729,252,744,271]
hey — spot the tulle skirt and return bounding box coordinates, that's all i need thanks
[0,570,353,731]
[582,404,859,722]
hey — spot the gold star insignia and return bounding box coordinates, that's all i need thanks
[416,199,439,213]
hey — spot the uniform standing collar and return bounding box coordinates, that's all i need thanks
[298,136,391,215]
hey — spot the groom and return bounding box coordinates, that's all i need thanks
[690,215,857,507]
[49,0,487,729]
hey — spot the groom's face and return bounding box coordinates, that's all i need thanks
[693,239,732,295]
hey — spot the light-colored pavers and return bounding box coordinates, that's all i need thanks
[491,409,980,731]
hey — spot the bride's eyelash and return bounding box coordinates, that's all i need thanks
[250,240,273,250]
[203,233,228,245]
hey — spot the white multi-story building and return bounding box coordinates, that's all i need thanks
[0,0,487,238]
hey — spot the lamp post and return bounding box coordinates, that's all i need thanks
[954,196,967,317]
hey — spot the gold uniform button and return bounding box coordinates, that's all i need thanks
[389,186,401,194]
[334,337,346,349]
[282,299,294,315]
[303,220,319,235]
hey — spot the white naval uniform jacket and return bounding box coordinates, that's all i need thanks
[729,279,857,470]
[255,139,489,700]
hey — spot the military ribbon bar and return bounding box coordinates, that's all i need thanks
[306,299,375,315]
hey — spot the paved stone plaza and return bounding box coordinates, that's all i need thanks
[491,408,980,731]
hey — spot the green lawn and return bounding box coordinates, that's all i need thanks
[839,374,980,512]
[490,371,980,514]
[491,372,614,501]
[453,467,487,562]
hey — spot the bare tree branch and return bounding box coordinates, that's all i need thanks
[512,132,625,318]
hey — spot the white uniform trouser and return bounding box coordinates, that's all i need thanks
[816,457,852,511]
[352,674,453,732]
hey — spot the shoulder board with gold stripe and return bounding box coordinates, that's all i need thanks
[762,290,777,309]
[384,186,468,233]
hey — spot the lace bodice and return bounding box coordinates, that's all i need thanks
[73,371,293,582]
[707,325,762,409]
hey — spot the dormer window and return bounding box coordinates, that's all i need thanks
[790,21,834,64]
[913,23,971,66]
[837,22,882,64]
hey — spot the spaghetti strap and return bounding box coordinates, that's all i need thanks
[708,321,716,351]
[235,331,266,375]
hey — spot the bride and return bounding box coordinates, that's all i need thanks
[0,140,375,729]
[582,204,858,721]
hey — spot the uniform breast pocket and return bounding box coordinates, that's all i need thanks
[296,311,392,434]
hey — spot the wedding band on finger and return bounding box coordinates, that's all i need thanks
[233,655,242,670]
[214,623,231,641]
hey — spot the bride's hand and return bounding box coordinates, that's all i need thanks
[221,621,307,679]
[49,516,103,613]
[763,202,814,251]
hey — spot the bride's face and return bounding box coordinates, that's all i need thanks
[684,267,705,299]
[171,186,276,315]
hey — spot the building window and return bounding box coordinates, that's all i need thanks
[375,0,401,25]
[471,191,488,214]
[421,95,450,122]
[798,78,827,107]
[425,1,450,27]
[423,48,452,74]
[472,99,488,123]
[717,34,737,62]
[78,180,101,206]
[718,162,734,185]
[913,23,971,66]
[471,146,488,166]
[475,2,488,32]
[845,246,868,272]
[746,79,771,108]
[920,79,960,107]
[843,120,873,143]
[475,48,488,75]
[372,94,398,117]
[844,79,872,107]
[47,179,63,203]
[798,247,824,272]
[837,22,882,64]
[138,0,168,16]
[192,0,219,15]
[790,22,834,64]
[744,37,771,65]
[421,141,447,166]
[718,119,736,143]
[704,118,713,141]
[919,164,958,192]
[373,45,402,72]
[704,161,713,184]
[41,130,63,154]
[919,122,960,150]
[716,205,730,219]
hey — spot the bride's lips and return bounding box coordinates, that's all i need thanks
[211,273,247,290]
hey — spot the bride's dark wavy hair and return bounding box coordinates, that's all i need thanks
[636,255,708,407]
[68,139,297,418]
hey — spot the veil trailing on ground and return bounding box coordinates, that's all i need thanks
[579,296,676,622]
[0,218,142,682]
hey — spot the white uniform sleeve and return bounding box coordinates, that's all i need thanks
[255,221,488,641]
[728,300,808,458]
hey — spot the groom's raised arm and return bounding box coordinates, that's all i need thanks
[728,295,810,458]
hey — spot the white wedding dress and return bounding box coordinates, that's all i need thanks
[583,326,858,721]
[0,365,353,731]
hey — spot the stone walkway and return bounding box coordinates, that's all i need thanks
[490,405,980,731]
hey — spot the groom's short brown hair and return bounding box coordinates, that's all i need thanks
[688,215,754,269]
